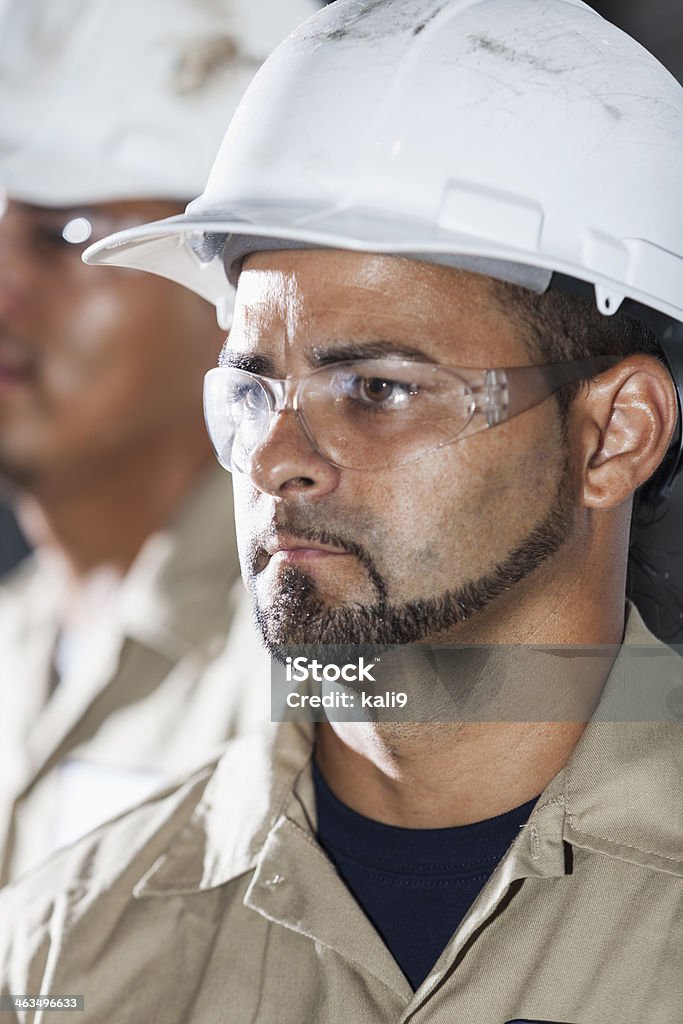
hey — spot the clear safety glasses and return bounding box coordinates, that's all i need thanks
[203,354,620,473]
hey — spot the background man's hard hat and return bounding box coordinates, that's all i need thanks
[0,0,321,205]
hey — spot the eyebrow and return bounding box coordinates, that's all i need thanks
[219,351,274,374]
[17,201,99,219]
[220,340,436,375]
[309,340,436,366]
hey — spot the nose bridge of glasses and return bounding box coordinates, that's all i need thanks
[250,371,322,454]
[248,373,300,420]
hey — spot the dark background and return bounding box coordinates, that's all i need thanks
[592,0,683,81]
[585,1,683,644]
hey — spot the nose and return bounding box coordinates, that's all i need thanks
[246,407,341,498]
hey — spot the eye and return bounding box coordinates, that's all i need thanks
[353,374,418,408]
[227,378,267,412]
[30,223,75,250]
[28,216,95,253]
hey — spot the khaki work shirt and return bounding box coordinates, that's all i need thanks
[1,607,682,1023]
[0,468,270,886]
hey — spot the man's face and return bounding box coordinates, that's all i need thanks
[228,249,579,648]
[0,198,224,491]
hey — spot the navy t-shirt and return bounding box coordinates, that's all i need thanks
[313,761,537,991]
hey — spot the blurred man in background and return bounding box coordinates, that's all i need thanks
[0,0,320,886]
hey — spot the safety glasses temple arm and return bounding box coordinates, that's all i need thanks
[477,355,622,426]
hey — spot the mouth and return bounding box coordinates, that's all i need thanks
[0,366,31,386]
[0,342,36,389]
[248,522,387,611]
[0,367,34,396]
[265,534,353,566]
[250,529,357,575]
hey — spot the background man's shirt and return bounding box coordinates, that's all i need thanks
[0,468,270,885]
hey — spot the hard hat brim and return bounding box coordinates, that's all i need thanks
[83,208,683,329]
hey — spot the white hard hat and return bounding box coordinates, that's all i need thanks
[0,0,321,206]
[85,0,683,333]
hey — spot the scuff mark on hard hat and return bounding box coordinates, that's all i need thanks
[468,33,569,75]
[602,102,623,123]
[172,35,257,95]
[412,6,443,35]
[306,0,390,41]
[301,0,449,44]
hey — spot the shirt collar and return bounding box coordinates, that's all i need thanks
[13,466,240,663]
[136,605,683,896]
[135,721,315,896]
[562,604,683,873]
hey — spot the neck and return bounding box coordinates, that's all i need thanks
[316,519,630,829]
[17,436,213,582]
[316,719,588,828]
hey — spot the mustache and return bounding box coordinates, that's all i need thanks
[249,522,372,570]
[247,513,388,601]
[0,331,38,373]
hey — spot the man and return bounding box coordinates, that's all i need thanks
[0,0,318,885]
[2,1,683,1021]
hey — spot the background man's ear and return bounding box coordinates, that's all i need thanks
[579,355,678,510]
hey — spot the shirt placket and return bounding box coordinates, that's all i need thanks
[244,781,568,1022]
[397,789,570,1022]
[245,813,414,1018]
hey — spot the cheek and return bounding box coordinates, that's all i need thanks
[364,460,488,586]
[41,289,140,400]
[366,411,566,594]
[42,279,205,413]
[232,475,258,559]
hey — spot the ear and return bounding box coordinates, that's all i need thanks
[577,355,678,510]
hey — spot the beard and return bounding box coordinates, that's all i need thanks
[250,458,575,655]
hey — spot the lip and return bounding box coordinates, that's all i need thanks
[270,548,351,564]
[0,343,35,387]
[0,365,32,390]
[265,535,352,564]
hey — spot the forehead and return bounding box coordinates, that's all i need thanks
[231,249,527,368]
